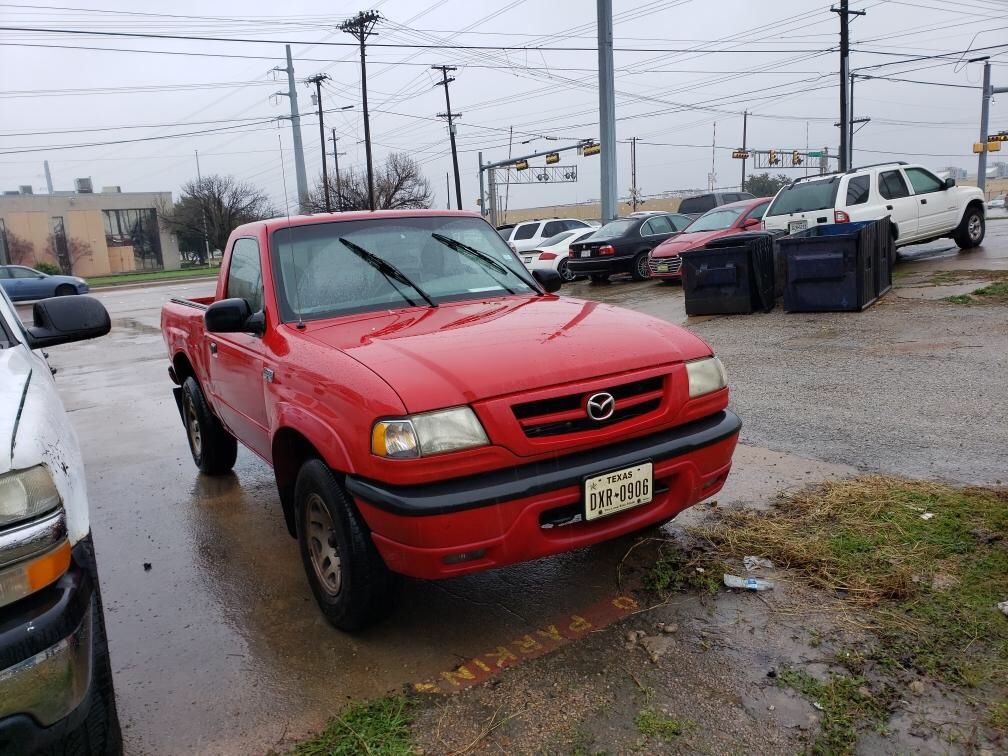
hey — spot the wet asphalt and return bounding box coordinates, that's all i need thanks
[24,219,1007,754]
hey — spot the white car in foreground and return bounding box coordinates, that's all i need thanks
[0,289,120,754]
[518,228,597,282]
[763,162,986,249]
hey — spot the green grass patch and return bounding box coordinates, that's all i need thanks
[692,477,1008,739]
[778,670,891,755]
[635,708,694,741]
[86,266,219,287]
[973,280,1008,300]
[644,540,722,596]
[942,294,972,304]
[291,696,413,756]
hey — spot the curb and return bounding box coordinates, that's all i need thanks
[89,276,218,293]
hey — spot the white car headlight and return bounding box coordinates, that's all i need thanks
[686,356,727,398]
[0,465,62,528]
[372,407,489,459]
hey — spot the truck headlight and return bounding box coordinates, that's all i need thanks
[0,465,62,528]
[686,356,727,398]
[372,407,489,459]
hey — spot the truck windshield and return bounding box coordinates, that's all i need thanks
[270,216,537,322]
[766,177,840,216]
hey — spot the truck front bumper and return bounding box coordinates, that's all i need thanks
[348,410,741,579]
[0,542,99,756]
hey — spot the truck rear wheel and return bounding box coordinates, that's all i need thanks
[294,459,401,631]
[181,376,237,474]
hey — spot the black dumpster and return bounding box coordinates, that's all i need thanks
[683,232,776,315]
[778,217,893,312]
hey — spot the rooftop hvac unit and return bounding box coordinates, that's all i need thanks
[101,186,122,193]
[75,177,94,193]
[18,185,33,195]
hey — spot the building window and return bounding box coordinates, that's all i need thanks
[49,215,71,273]
[103,208,163,270]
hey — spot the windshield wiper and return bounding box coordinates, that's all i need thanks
[338,237,437,308]
[430,233,538,295]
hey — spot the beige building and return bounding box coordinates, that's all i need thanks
[0,183,181,277]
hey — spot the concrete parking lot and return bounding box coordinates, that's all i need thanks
[23,221,1007,754]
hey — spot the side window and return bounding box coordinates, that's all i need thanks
[878,171,909,200]
[542,221,565,237]
[513,223,538,241]
[0,267,9,279]
[904,167,944,195]
[699,195,716,212]
[723,193,741,203]
[226,238,263,313]
[645,216,672,234]
[846,175,870,205]
[744,202,769,221]
[11,267,38,279]
[565,220,588,230]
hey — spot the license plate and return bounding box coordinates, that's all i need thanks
[656,264,669,272]
[584,462,653,522]
[788,220,808,233]
[581,250,591,258]
[523,256,532,264]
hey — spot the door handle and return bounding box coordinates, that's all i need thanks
[920,199,927,205]
[886,205,893,210]
[209,341,218,356]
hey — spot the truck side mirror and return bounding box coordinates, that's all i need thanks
[532,269,563,293]
[26,295,111,349]
[945,177,956,189]
[205,298,255,333]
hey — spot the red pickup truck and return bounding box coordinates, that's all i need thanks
[161,210,741,630]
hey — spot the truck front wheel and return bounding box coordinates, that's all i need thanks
[294,460,401,631]
[953,206,985,249]
[181,377,237,474]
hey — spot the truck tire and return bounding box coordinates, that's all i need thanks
[953,206,985,249]
[294,459,401,631]
[631,251,651,281]
[42,538,123,756]
[181,376,237,474]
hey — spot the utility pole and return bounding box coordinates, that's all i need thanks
[305,73,331,212]
[630,137,639,212]
[832,1,865,171]
[194,150,211,264]
[975,60,1008,194]
[446,173,451,209]
[328,129,346,211]
[272,45,309,212]
[478,151,487,218]
[432,65,462,211]
[597,0,617,222]
[709,122,717,191]
[340,10,381,211]
[741,111,748,192]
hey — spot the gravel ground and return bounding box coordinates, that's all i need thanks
[688,295,1008,485]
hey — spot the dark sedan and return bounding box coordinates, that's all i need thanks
[566,213,691,283]
[0,265,89,301]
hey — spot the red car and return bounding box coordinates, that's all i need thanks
[161,210,741,630]
[649,197,771,280]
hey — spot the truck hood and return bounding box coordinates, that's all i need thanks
[303,296,711,412]
[652,229,730,257]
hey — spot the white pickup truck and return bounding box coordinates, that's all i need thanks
[763,162,986,250]
[0,288,120,755]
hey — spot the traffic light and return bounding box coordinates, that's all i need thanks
[792,150,803,166]
[731,149,750,159]
[514,159,529,170]
[991,131,1008,142]
[768,149,779,166]
[582,142,601,156]
[545,152,560,165]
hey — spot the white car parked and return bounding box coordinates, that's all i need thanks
[497,217,594,252]
[763,162,986,249]
[0,288,120,754]
[518,228,597,282]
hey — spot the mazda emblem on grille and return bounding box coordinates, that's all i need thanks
[585,392,616,421]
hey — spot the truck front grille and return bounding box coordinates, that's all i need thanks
[512,376,665,438]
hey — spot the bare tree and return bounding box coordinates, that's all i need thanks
[304,152,433,213]
[45,234,93,275]
[3,230,35,266]
[159,175,278,263]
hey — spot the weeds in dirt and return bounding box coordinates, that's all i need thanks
[292,696,412,756]
[635,708,694,741]
[941,277,1008,304]
[690,476,1008,735]
[942,294,972,304]
[778,669,891,755]
[644,541,722,597]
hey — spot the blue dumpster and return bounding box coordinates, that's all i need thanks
[683,232,776,315]
[778,217,893,312]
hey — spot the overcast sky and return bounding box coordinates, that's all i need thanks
[1,0,1006,212]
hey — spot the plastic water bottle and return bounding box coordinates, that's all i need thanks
[723,574,774,591]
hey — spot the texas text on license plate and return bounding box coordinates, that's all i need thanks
[581,250,591,257]
[788,219,808,233]
[584,462,653,521]
[523,256,532,263]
